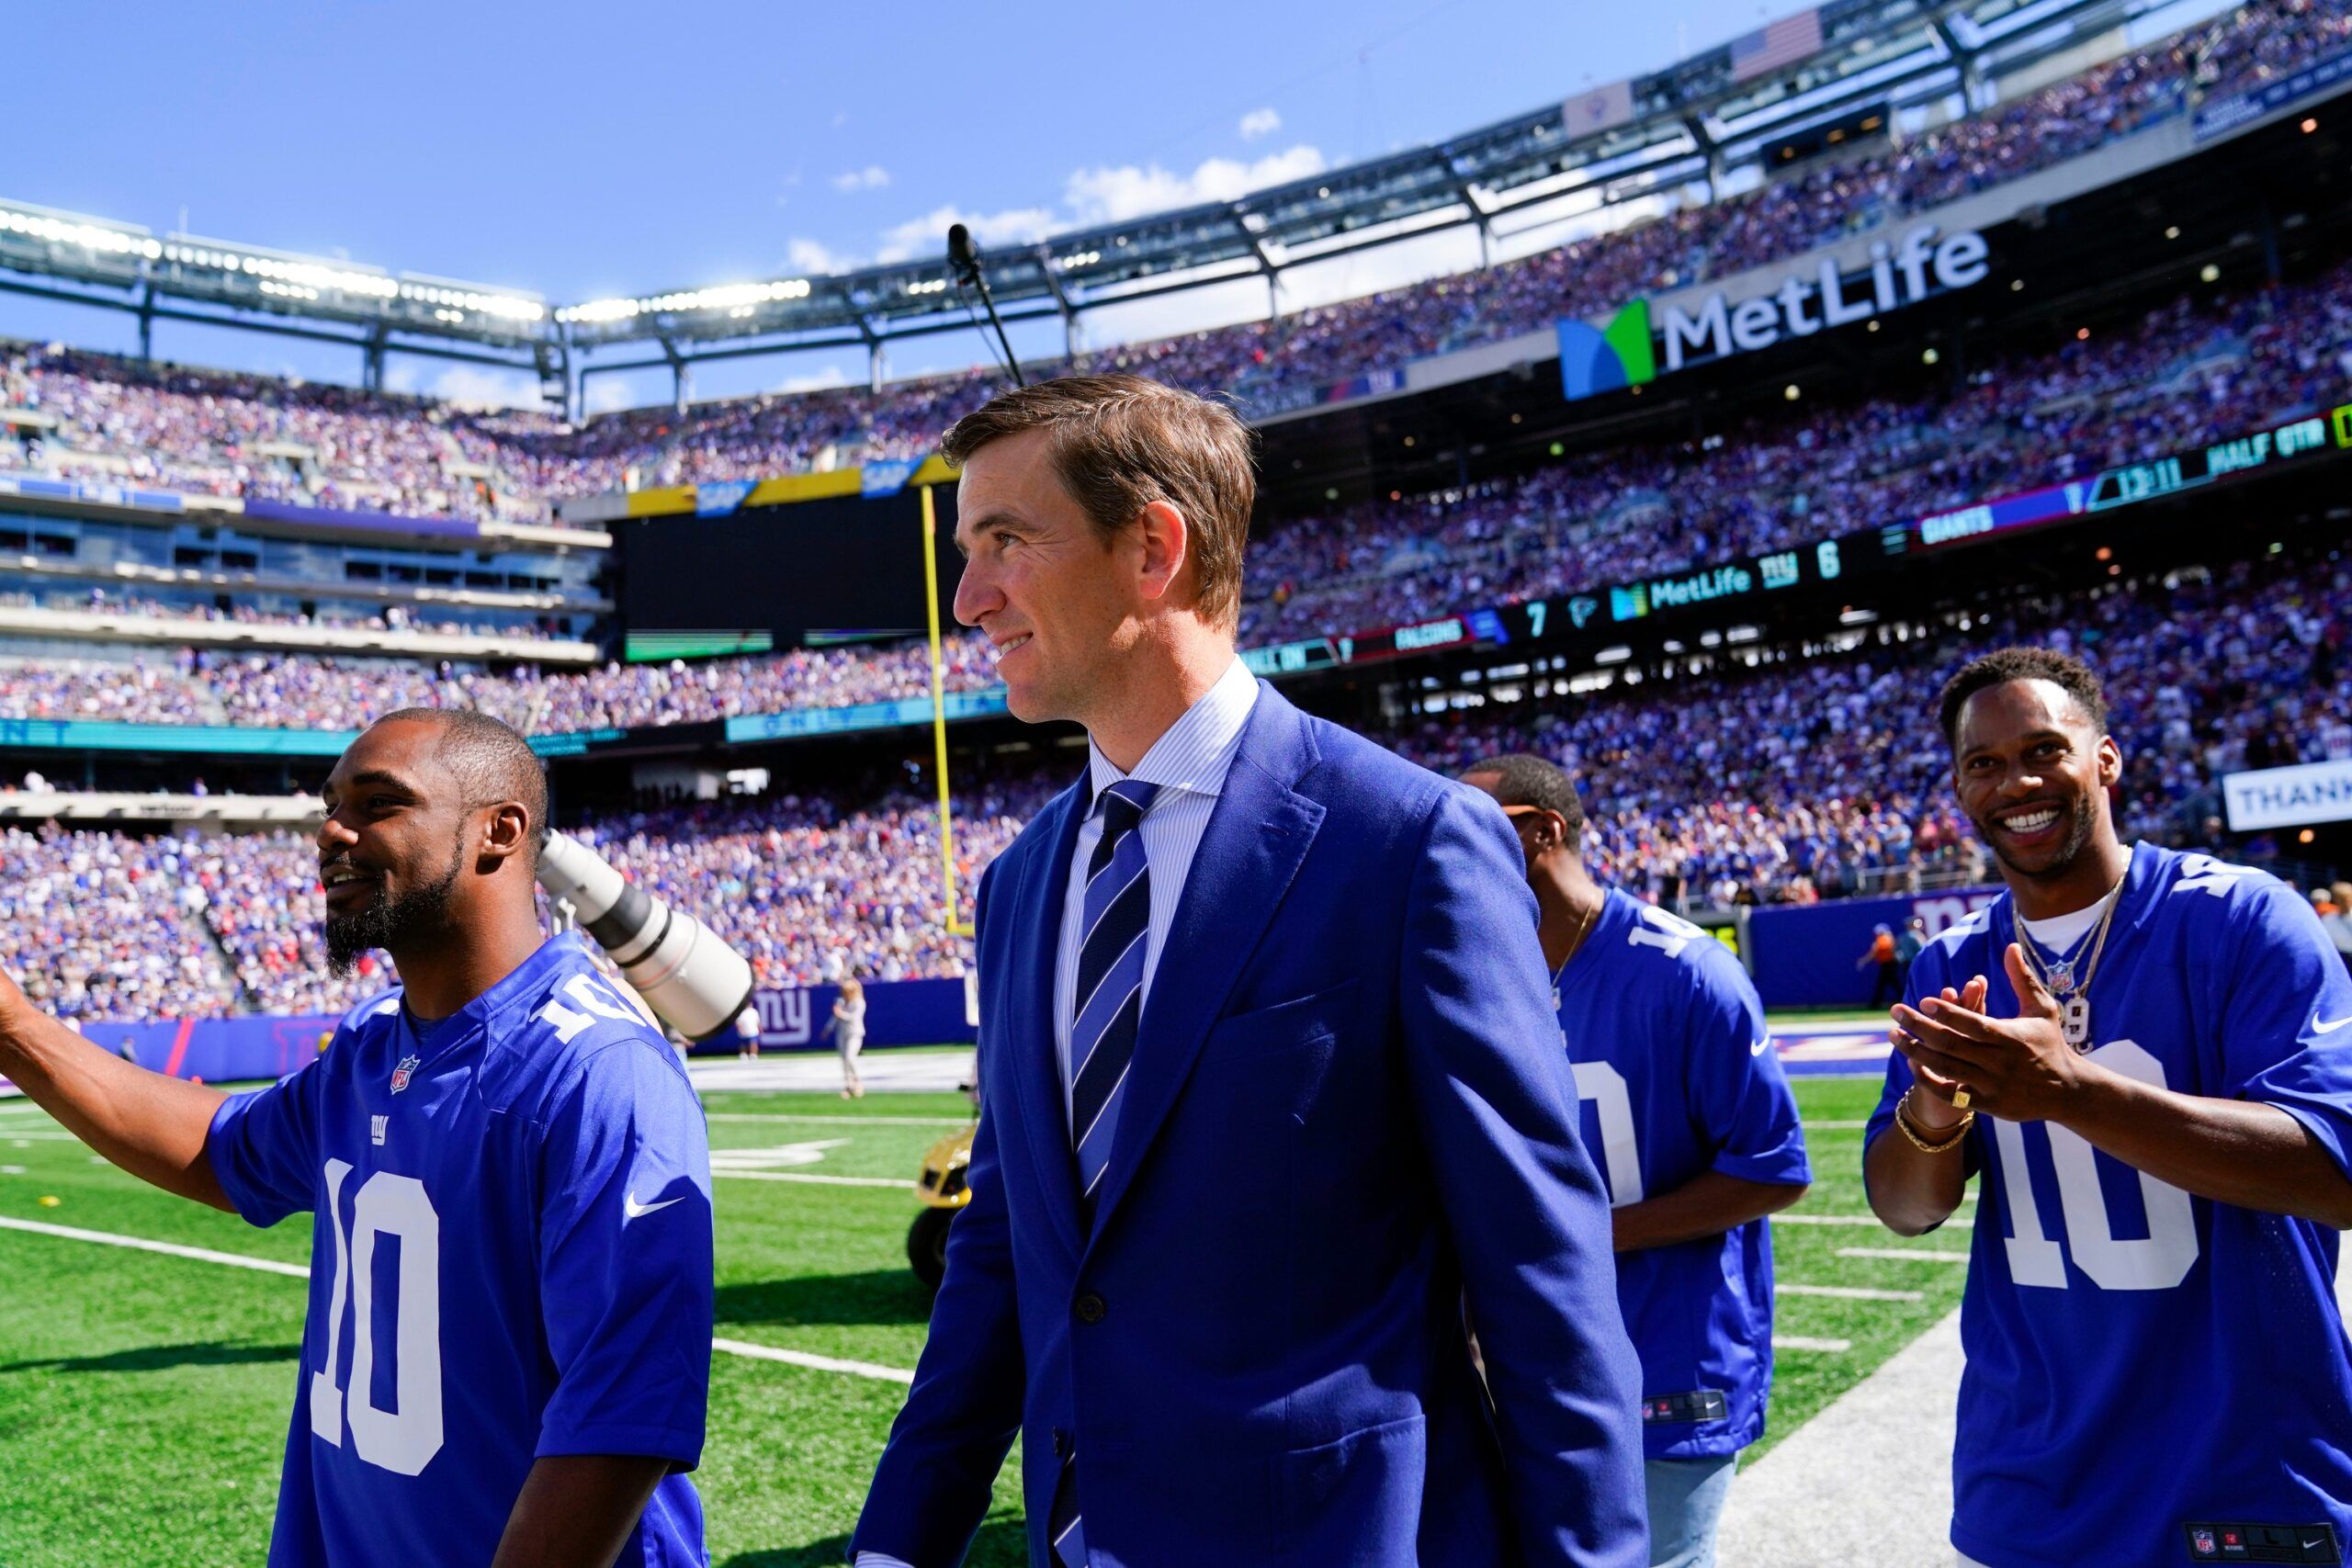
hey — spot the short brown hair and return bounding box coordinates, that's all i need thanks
[941,374,1253,629]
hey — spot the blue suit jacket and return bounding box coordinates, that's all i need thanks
[854,684,1645,1567]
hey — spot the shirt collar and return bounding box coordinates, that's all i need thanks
[1087,656,1260,811]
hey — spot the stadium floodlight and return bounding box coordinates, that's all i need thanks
[0,201,161,261]
[537,832,756,1042]
[555,278,812,326]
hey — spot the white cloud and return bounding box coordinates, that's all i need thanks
[785,236,859,276]
[1062,145,1326,225]
[380,360,544,411]
[831,164,892,193]
[771,365,850,393]
[875,203,1058,265]
[1238,107,1282,141]
[583,377,639,416]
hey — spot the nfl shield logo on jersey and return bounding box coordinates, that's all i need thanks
[2190,1528,2216,1557]
[390,1054,421,1094]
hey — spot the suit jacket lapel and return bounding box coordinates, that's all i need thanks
[1084,690,1325,1243]
[1006,784,1087,1264]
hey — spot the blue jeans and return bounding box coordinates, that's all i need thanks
[1645,1453,1739,1568]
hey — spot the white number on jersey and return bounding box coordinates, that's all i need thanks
[309,1162,446,1474]
[535,973,648,1043]
[1987,1039,2199,1291]
[1626,905,1707,960]
[1572,1060,1645,1208]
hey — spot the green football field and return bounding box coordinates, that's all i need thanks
[0,1075,1964,1566]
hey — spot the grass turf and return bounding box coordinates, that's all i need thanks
[0,1076,1962,1565]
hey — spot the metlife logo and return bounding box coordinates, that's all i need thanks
[1556,224,1992,401]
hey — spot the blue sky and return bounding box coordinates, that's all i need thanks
[1,0,2219,411]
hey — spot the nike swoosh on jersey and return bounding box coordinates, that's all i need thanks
[1750,1037,1773,1056]
[624,1191,685,1220]
[2316,1014,2352,1035]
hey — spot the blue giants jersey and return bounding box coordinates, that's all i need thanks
[206,933,714,1568]
[1867,844,2352,1568]
[1555,889,1811,1460]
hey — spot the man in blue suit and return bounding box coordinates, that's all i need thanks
[852,374,1645,1568]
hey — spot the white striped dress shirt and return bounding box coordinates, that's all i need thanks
[1054,656,1261,1117]
[853,657,1259,1568]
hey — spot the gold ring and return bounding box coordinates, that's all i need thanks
[1951,1088,1972,1111]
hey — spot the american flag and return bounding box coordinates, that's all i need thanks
[1730,7,1824,83]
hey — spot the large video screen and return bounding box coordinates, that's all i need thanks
[616,487,966,651]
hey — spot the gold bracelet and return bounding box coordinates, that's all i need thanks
[1894,1088,1974,1154]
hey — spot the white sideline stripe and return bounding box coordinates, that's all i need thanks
[1837,1247,1973,1263]
[0,1215,311,1278]
[1771,1335,1852,1353]
[712,1170,913,1189]
[0,1216,922,1384]
[706,1113,965,1127]
[710,1337,914,1384]
[1778,1283,1924,1302]
[1773,1213,1894,1226]
[1716,1309,1964,1565]
[1802,1120,1871,1130]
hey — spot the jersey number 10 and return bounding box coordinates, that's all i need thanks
[310,1160,444,1475]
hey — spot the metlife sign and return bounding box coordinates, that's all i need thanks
[1559,224,1991,400]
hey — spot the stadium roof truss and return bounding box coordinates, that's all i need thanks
[0,0,2166,409]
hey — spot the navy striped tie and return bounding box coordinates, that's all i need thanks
[1050,776,1158,1568]
[1068,777,1159,1217]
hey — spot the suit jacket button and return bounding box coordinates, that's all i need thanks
[1073,1293,1106,1324]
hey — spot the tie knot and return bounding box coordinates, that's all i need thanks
[1097,779,1159,838]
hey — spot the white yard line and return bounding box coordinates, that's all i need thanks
[1801,1120,1871,1131]
[1778,1283,1924,1303]
[1773,1213,1896,1226]
[1717,1308,1964,1567]
[0,1215,311,1279]
[1837,1247,1973,1264]
[0,1215,921,1384]
[707,1113,967,1127]
[1771,1335,1852,1353]
[711,1171,913,1190]
[709,1337,914,1384]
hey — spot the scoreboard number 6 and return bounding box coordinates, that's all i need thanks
[310,1160,445,1475]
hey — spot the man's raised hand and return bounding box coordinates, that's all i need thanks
[1889,945,2084,1122]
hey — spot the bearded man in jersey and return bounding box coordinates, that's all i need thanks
[1867,648,2352,1568]
[1465,753,1811,1568]
[0,709,713,1567]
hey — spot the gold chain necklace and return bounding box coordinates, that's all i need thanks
[1550,893,1602,1006]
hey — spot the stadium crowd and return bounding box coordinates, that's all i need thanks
[0,0,2342,518]
[3,245,2343,734]
[0,542,2339,1021]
